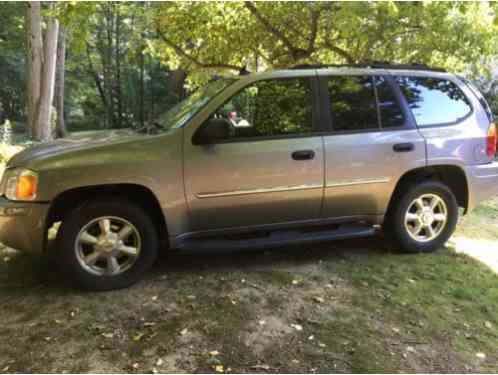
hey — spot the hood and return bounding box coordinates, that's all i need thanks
[8,129,142,168]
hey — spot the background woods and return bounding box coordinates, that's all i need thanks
[1,2,498,142]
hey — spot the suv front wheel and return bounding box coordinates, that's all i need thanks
[385,181,458,253]
[55,199,159,291]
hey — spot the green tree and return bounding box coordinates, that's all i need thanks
[152,2,498,85]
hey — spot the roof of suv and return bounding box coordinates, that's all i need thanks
[232,63,454,81]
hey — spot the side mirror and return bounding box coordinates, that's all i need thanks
[193,118,231,145]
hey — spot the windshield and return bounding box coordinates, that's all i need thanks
[155,78,235,130]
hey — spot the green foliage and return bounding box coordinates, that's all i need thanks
[2,1,498,135]
[0,3,26,124]
[153,2,498,85]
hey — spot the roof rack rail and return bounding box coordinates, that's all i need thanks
[290,61,447,73]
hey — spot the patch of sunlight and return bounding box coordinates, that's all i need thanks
[450,236,498,274]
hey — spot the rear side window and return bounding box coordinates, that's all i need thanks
[327,76,379,131]
[458,76,493,122]
[395,76,472,127]
[374,76,405,128]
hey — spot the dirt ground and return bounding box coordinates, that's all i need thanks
[1,202,498,373]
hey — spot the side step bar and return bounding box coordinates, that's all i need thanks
[175,223,376,252]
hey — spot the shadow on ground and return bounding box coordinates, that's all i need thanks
[0,235,497,373]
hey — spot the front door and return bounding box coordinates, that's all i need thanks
[184,76,325,231]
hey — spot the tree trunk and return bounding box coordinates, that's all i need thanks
[36,13,59,141]
[54,25,68,138]
[170,69,187,100]
[86,43,108,115]
[139,46,145,127]
[115,5,123,127]
[25,1,43,139]
[103,4,116,128]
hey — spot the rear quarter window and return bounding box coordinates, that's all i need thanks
[395,76,472,127]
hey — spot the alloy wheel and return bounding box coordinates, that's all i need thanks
[75,216,141,276]
[404,193,448,243]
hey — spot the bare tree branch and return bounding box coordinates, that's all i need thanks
[156,27,243,71]
[244,1,308,60]
[323,40,355,63]
[307,9,320,54]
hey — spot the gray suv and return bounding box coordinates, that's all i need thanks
[1,63,498,290]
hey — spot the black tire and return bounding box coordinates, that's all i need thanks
[54,199,159,291]
[384,180,458,253]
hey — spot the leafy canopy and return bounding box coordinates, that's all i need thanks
[151,1,498,84]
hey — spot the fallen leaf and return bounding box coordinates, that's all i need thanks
[308,335,315,340]
[406,346,415,353]
[291,279,299,285]
[408,278,416,284]
[213,364,224,373]
[186,295,196,300]
[44,337,51,342]
[392,327,400,334]
[151,296,158,301]
[209,350,220,356]
[102,333,114,339]
[290,323,303,331]
[258,320,266,326]
[132,363,139,369]
[251,364,270,371]
[144,322,156,327]
[180,328,188,336]
[151,367,158,374]
[476,352,486,359]
[313,296,325,303]
[133,333,145,341]
[54,319,62,325]
[2,366,10,372]
[155,358,164,366]
[484,321,492,329]
[318,342,326,348]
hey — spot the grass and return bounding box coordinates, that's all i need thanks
[0,199,497,372]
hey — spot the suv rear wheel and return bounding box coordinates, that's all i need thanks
[55,199,159,291]
[385,181,458,253]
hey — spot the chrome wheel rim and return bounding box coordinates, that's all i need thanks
[404,193,448,243]
[75,216,141,276]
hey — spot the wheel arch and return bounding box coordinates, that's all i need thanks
[387,165,469,219]
[45,183,169,250]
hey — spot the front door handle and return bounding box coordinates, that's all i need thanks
[292,150,315,160]
[393,143,414,153]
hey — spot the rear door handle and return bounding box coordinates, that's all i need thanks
[292,150,315,160]
[393,143,414,153]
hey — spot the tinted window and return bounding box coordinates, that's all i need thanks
[374,76,405,128]
[327,76,379,132]
[396,77,472,126]
[216,78,313,139]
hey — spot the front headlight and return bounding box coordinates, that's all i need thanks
[4,169,39,201]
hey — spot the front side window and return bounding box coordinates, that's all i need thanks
[215,78,313,139]
[327,76,379,132]
[155,78,234,130]
[395,76,472,127]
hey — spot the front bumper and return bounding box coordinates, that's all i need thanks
[466,161,498,212]
[0,197,49,253]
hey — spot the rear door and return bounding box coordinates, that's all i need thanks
[183,75,325,231]
[318,72,426,219]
